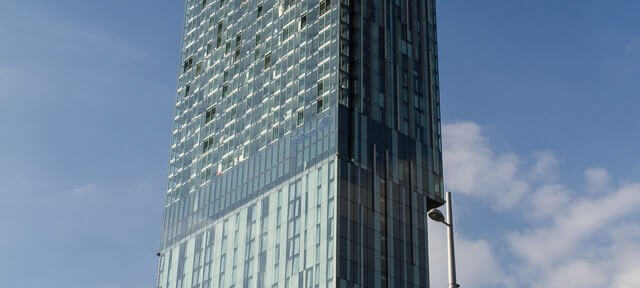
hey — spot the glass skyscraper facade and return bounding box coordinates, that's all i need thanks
[156,0,443,287]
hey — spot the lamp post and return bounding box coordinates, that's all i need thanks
[428,191,459,288]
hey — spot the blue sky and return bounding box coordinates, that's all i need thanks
[0,0,638,287]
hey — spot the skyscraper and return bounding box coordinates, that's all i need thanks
[156,0,443,287]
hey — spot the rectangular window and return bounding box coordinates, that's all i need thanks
[316,97,325,114]
[218,21,224,34]
[282,0,295,11]
[297,110,304,126]
[205,106,216,123]
[282,22,298,41]
[203,166,212,181]
[317,80,324,96]
[222,84,229,97]
[202,0,207,8]
[185,84,191,96]
[300,14,307,28]
[196,62,202,76]
[264,53,272,69]
[216,35,222,48]
[223,70,230,82]
[183,57,193,72]
[203,138,214,153]
[319,0,330,15]
[221,155,233,171]
[234,35,242,61]
[257,4,263,18]
[206,42,212,55]
[225,41,231,54]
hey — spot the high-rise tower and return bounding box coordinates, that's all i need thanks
[156,0,443,287]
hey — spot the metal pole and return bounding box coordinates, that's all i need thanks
[446,191,459,288]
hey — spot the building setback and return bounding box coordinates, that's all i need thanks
[156,0,443,287]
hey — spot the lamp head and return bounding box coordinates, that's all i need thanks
[427,208,446,224]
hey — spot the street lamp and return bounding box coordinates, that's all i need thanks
[428,191,460,288]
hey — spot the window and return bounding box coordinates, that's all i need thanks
[282,22,298,41]
[185,84,191,96]
[206,42,212,55]
[257,4,263,18]
[196,62,202,76]
[300,14,307,28]
[234,34,242,61]
[203,166,212,181]
[202,137,214,153]
[223,70,230,82]
[282,0,295,11]
[319,0,330,15]
[297,110,304,126]
[222,84,229,97]
[183,57,193,72]
[205,106,216,123]
[202,0,207,8]
[264,53,272,69]
[218,21,224,34]
[255,33,261,46]
[225,41,231,54]
[216,35,222,48]
[317,80,324,96]
[317,97,325,113]
[221,155,233,171]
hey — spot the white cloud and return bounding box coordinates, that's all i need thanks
[428,224,509,288]
[537,260,607,288]
[443,122,528,210]
[70,183,98,195]
[527,221,640,288]
[584,168,611,194]
[530,152,558,181]
[440,121,640,288]
[508,183,640,267]
[614,266,640,288]
[529,184,571,219]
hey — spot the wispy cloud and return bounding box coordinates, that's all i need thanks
[2,3,149,62]
[0,3,150,104]
[443,122,529,210]
[429,226,512,288]
[584,168,611,194]
[530,152,558,181]
[432,121,640,288]
[70,183,98,195]
[509,183,640,265]
[529,184,571,219]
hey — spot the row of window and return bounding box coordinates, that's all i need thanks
[168,0,339,203]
